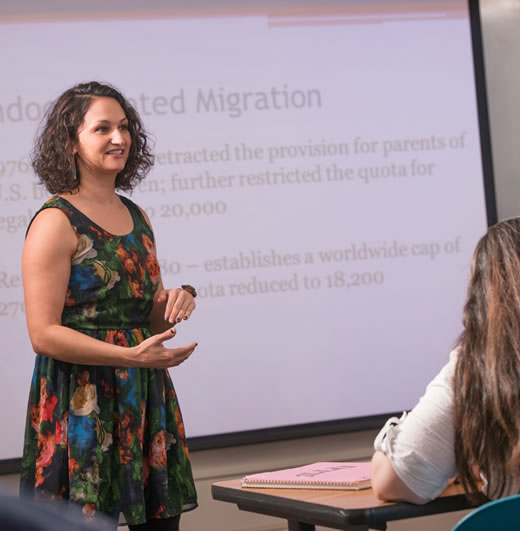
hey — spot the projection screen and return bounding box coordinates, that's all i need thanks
[0,0,495,462]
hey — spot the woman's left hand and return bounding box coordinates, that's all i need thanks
[157,288,196,324]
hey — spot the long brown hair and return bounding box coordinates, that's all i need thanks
[455,217,520,502]
[31,81,154,194]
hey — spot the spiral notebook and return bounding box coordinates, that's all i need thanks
[241,461,371,490]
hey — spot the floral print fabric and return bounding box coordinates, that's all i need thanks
[20,196,197,525]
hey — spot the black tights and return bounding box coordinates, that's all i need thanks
[128,515,180,531]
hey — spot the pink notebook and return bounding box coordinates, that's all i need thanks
[241,461,371,490]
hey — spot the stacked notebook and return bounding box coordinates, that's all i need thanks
[241,461,371,490]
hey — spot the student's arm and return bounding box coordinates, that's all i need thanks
[23,209,196,368]
[370,353,458,503]
[371,451,427,504]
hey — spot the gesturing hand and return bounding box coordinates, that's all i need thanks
[132,327,197,368]
[157,288,196,324]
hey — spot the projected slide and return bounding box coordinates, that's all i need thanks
[0,1,491,459]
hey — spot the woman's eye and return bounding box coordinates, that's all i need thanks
[95,127,107,133]
[119,124,129,131]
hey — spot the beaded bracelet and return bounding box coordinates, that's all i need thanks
[180,284,197,298]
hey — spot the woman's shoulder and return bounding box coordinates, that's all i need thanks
[39,195,77,215]
[119,195,145,215]
[423,348,459,398]
[25,203,77,253]
[440,347,459,379]
[119,195,154,233]
[26,196,77,237]
[30,195,83,224]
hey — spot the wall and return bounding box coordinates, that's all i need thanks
[481,0,520,221]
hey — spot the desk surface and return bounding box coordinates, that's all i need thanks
[212,479,475,530]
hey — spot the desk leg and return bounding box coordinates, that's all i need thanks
[368,523,387,531]
[287,520,316,530]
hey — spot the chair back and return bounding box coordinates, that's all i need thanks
[453,493,520,531]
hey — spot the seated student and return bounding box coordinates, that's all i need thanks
[371,218,520,504]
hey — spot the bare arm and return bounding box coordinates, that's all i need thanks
[371,451,427,504]
[23,209,196,368]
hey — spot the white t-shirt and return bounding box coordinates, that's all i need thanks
[374,349,458,501]
[374,349,519,501]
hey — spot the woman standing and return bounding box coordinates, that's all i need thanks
[21,81,198,529]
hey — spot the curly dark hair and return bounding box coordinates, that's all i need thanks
[31,81,154,194]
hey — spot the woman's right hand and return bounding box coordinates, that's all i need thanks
[131,327,197,368]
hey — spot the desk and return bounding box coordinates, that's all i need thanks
[211,479,476,530]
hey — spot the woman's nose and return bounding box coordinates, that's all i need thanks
[111,129,125,144]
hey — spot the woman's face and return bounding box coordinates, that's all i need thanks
[74,96,131,177]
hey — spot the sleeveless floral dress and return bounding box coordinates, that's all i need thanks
[20,195,197,526]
